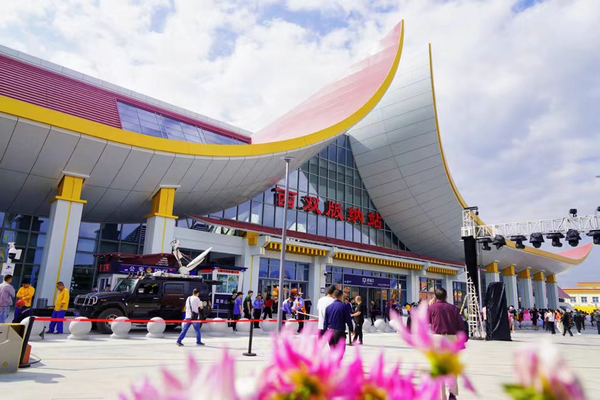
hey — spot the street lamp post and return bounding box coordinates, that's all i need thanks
[276,156,293,332]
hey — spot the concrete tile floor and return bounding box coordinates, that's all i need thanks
[1,325,599,400]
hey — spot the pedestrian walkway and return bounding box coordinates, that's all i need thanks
[1,328,599,399]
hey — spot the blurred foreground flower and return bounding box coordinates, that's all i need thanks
[504,344,586,400]
[392,305,474,392]
[257,325,352,400]
[119,351,239,400]
[348,353,440,400]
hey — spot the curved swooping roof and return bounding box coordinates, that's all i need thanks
[347,44,592,273]
[0,22,403,223]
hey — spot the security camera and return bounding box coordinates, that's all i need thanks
[7,242,22,261]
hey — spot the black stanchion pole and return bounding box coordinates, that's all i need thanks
[243,319,256,357]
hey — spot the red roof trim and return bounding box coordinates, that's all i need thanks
[192,215,465,268]
[0,54,250,143]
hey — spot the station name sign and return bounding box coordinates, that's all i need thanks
[272,187,382,229]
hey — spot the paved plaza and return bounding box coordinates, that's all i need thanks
[2,323,599,400]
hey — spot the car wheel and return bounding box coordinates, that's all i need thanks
[96,308,124,334]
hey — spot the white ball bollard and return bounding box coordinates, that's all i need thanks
[261,319,277,333]
[374,319,387,332]
[389,318,401,333]
[283,319,299,334]
[202,319,212,333]
[68,317,92,340]
[210,318,227,335]
[236,318,251,333]
[20,317,45,341]
[146,317,166,338]
[110,316,132,339]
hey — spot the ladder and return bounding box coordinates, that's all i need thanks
[464,277,485,340]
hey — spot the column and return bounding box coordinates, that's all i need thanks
[518,269,534,309]
[485,262,500,285]
[546,274,559,309]
[533,272,547,309]
[143,187,177,254]
[240,232,261,294]
[37,175,86,305]
[502,265,519,308]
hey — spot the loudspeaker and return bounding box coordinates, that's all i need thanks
[462,236,479,298]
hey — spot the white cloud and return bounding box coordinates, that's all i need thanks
[1,0,598,285]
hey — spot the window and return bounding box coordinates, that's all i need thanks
[581,296,587,303]
[593,297,599,303]
[164,283,185,296]
[137,283,159,295]
[419,277,442,302]
[453,281,467,306]
[570,297,576,303]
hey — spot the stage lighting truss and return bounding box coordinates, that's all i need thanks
[461,208,600,249]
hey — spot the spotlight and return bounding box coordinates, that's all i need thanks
[586,230,600,245]
[546,232,564,247]
[478,237,492,251]
[509,235,527,249]
[529,232,545,248]
[492,235,506,250]
[569,209,578,218]
[565,229,582,247]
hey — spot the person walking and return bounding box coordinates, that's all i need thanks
[369,300,378,326]
[176,288,204,346]
[351,296,366,345]
[253,293,264,328]
[428,288,466,400]
[323,290,353,352]
[562,311,574,337]
[545,310,556,334]
[594,310,600,334]
[263,293,274,320]
[317,285,336,335]
[227,290,238,327]
[293,292,306,333]
[0,274,15,323]
[574,310,583,335]
[532,308,539,331]
[14,280,35,322]
[47,282,69,334]
[243,290,253,320]
[281,295,294,325]
[343,296,354,346]
[232,292,243,332]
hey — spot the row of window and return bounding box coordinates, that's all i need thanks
[117,102,247,145]
[570,296,599,303]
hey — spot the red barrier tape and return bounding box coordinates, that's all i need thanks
[33,317,318,324]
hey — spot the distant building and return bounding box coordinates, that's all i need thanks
[563,283,600,312]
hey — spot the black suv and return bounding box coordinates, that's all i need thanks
[74,275,215,334]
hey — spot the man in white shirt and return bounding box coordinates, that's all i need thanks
[546,310,556,334]
[177,288,204,346]
[317,285,336,335]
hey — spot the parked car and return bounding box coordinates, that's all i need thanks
[74,274,217,334]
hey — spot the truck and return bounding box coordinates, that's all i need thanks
[74,273,218,334]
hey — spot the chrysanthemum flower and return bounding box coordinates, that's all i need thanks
[392,305,473,392]
[504,343,586,400]
[257,326,353,400]
[347,353,440,400]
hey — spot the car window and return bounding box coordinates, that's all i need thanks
[164,283,185,296]
[137,283,159,295]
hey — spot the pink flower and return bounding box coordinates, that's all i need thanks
[257,325,353,400]
[392,305,474,392]
[505,344,586,400]
[347,353,441,400]
[120,351,240,400]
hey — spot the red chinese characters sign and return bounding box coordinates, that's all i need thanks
[272,188,382,229]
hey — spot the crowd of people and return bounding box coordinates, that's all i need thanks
[504,305,600,336]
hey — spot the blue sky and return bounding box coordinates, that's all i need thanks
[1,0,599,287]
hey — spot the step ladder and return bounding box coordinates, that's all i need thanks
[463,276,485,340]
